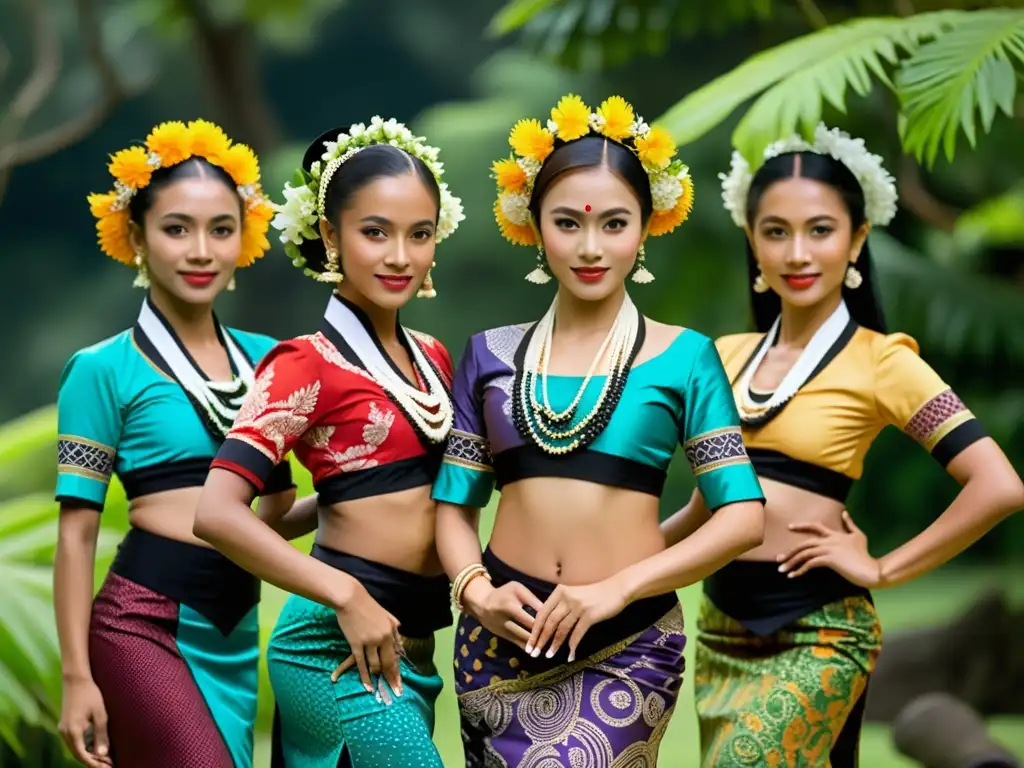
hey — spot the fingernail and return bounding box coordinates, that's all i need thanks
[525,644,533,655]
[777,565,786,572]
[396,686,403,697]
[364,684,373,693]
[568,653,575,663]
[531,648,541,658]
[545,648,555,659]
[775,554,783,562]
[787,572,795,579]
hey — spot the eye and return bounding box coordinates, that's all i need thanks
[604,218,628,230]
[411,229,433,241]
[211,225,235,237]
[810,224,834,236]
[362,227,386,239]
[762,226,786,238]
[164,224,186,237]
[554,217,579,230]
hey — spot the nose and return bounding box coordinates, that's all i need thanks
[578,224,604,262]
[383,238,411,270]
[186,232,214,265]
[786,234,812,267]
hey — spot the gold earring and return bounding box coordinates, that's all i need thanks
[133,248,151,289]
[417,262,437,299]
[318,246,343,284]
[631,244,654,284]
[525,246,551,284]
[227,274,237,292]
[844,263,863,289]
[753,272,769,294]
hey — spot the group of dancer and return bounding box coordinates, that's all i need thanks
[52,96,1023,768]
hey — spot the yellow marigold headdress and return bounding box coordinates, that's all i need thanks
[492,94,694,282]
[87,119,274,277]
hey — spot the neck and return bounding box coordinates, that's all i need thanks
[147,285,218,346]
[553,283,626,338]
[335,284,400,345]
[778,292,842,348]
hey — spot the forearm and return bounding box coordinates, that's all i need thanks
[659,489,711,547]
[265,493,319,541]
[619,500,765,602]
[435,503,485,579]
[53,522,98,680]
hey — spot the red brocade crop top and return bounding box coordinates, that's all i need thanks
[212,329,454,504]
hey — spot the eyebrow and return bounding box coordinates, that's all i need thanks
[360,215,434,228]
[758,214,839,225]
[550,206,633,218]
[162,213,237,224]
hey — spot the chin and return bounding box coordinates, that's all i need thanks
[367,288,414,310]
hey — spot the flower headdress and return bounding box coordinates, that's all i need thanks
[271,117,465,288]
[87,120,274,283]
[492,94,694,283]
[720,123,898,229]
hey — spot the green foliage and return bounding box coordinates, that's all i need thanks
[955,184,1024,249]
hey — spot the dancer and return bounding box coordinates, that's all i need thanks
[55,120,293,768]
[193,117,464,767]
[664,124,1024,767]
[433,94,766,766]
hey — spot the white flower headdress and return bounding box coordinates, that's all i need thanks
[720,123,898,229]
[271,117,465,280]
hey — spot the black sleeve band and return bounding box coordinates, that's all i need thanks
[932,419,987,467]
[261,461,296,496]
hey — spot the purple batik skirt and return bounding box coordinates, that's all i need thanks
[453,549,686,767]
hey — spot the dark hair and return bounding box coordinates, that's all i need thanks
[528,135,653,225]
[296,125,441,276]
[744,151,887,333]
[128,156,240,227]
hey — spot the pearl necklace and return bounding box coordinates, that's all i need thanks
[324,296,452,444]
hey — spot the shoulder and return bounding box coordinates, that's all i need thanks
[406,328,451,360]
[470,322,535,361]
[227,328,279,361]
[713,332,762,364]
[866,329,921,360]
[61,331,133,381]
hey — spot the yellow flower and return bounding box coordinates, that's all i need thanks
[551,94,590,142]
[146,121,192,166]
[108,147,154,189]
[648,175,694,236]
[96,209,134,264]
[492,157,528,193]
[87,192,118,217]
[238,214,270,267]
[596,96,634,142]
[217,143,260,187]
[493,197,537,246]
[187,119,231,161]
[509,119,553,163]
[247,199,275,223]
[636,126,675,169]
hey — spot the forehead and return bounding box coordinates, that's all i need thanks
[149,177,240,217]
[344,173,437,217]
[541,166,641,210]
[755,176,848,222]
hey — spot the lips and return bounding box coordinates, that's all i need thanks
[180,272,217,287]
[783,274,820,290]
[376,275,413,292]
[572,267,609,284]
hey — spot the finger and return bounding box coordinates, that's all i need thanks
[365,644,383,676]
[376,675,393,706]
[566,615,594,663]
[514,582,546,614]
[351,645,374,693]
[529,602,570,657]
[510,606,536,631]
[780,546,828,573]
[545,610,581,658]
[379,639,403,699]
[841,510,862,535]
[787,522,832,537]
[330,655,356,684]
[789,555,831,578]
[776,538,823,564]
[501,620,532,649]
[526,588,562,653]
[69,728,93,765]
[92,713,110,762]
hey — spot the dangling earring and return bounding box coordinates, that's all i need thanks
[844,263,863,289]
[318,246,344,284]
[417,262,437,299]
[631,244,654,284]
[525,246,552,284]
[133,248,151,289]
[227,274,237,292]
[753,272,769,294]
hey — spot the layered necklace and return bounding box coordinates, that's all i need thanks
[734,300,852,427]
[134,297,254,439]
[512,293,645,455]
[323,295,452,445]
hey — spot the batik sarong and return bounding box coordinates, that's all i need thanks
[455,548,685,767]
[695,561,882,768]
[89,527,261,768]
[268,544,451,767]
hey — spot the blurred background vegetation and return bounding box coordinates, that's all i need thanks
[0,0,1021,764]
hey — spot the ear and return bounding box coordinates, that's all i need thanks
[850,222,871,263]
[318,216,339,252]
[127,222,145,256]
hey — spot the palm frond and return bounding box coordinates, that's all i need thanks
[954,183,1024,250]
[657,13,962,160]
[897,9,1024,166]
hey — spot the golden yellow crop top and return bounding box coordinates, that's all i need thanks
[716,323,987,501]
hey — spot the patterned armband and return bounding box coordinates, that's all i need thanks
[904,389,986,465]
[684,427,749,476]
[58,435,116,485]
[442,429,493,472]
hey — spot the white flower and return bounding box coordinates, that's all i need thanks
[436,184,465,242]
[719,151,753,228]
[271,182,317,245]
[546,119,559,134]
[650,172,683,212]
[309,160,322,179]
[632,118,650,138]
[589,113,605,132]
[517,157,541,181]
[500,192,531,226]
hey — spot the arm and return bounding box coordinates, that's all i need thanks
[659,488,712,547]
[261,492,320,541]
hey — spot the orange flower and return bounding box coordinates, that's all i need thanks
[648,175,694,236]
[146,121,192,166]
[492,157,528,193]
[636,126,675,169]
[217,143,260,186]
[187,119,231,162]
[247,199,274,223]
[509,119,553,163]
[494,198,536,246]
[87,192,118,217]
[96,209,134,264]
[238,212,271,267]
[550,94,590,142]
[108,147,154,189]
[596,96,634,142]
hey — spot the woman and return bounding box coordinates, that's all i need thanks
[432,94,767,766]
[663,124,1024,767]
[193,117,465,767]
[55,119,300,768]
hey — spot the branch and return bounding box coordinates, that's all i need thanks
[897,155,960,232]
[794,0,828,29]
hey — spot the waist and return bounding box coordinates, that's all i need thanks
[492,444,666,497]
[110,527,260,615]
[748,448,853,503]
[314,454,441,505]
[119,457,212,500]
[483,547,678,661]
[310,543,452,638]
[704,559,870,636]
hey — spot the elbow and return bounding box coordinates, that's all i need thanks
[192,496,222,544]
[996,476,1024,519]
[736,500,766,552]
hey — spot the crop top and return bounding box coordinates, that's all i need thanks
[715,324,988,501]
[211,307,455,505]
[431,323,765,511]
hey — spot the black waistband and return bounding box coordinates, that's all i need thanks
[749,448,853,502]
[483,548,678,661]
[315,453,441,505]
[310,543,452,638]
[704,559,870,636]
[492,445,666,497]
[109,527,260,636]
[121,456,293,500]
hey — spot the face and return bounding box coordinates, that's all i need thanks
[748,176,869,309]
[322,173,437,311]
[131,177,242,303]
[538,165,646,302]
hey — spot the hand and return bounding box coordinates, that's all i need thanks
[333,581,404,700]
[58,676,112,767]
[463,580,544,651]
[526,577,629,663]
[779,511,883,587]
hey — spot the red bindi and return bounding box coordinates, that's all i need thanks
[584,204,592,212]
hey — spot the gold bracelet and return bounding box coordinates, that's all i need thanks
[450,563,489,611]
[455,569,491,612]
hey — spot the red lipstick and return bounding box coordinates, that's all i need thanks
[376,275,413,292]
[181,271,217,287]
[572,267,609,284]
[783,274,819,290]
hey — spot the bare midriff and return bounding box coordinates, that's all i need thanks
[739,476,846,561]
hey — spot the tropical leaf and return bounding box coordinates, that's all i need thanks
[897,8,1024,166]
[656,13,962,161]
[954,184,1024,249]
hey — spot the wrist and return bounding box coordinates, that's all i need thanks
[328,572,361,611]
[460,576,493,618]
[610,566,641,605]
[61,669,93,684]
